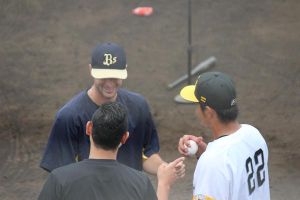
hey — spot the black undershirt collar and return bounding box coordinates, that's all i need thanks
[216,134,228,140]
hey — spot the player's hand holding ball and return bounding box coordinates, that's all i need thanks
[178,135,207,158]
[186,140,198,156]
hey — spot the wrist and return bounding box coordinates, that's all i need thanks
[158,181,171,191]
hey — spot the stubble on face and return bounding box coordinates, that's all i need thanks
[94,78,123,102]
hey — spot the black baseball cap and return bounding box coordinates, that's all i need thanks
[180,72,237,110]
[91,42,127,79]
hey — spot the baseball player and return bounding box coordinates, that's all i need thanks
[40,42,172,175]
[38,102,185,200]
[178,72,270,200]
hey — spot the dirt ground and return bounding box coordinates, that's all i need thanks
[0,0,299,199]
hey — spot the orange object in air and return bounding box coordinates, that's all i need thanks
[132,7,153,16]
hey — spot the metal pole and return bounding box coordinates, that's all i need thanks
[167,56,216,89]
[187,0,192,84]
[172,0,217,103]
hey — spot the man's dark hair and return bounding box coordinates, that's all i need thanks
[91,102,128,150]
[200,103,239,124]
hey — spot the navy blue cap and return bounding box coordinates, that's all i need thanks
[91,42,127,79]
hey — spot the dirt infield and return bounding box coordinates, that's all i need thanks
[0,0,299,199]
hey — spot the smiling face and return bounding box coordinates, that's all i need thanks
[93,78,123,102]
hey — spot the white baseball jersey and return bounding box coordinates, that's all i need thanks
[193,124,270,200]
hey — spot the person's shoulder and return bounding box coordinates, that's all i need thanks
[118,88,149,109]
[117,163,156,199]
[241,124,269,147]
[240,124,266,141]
[119,88,146,101]
[118,162,149,182]
[119,162,145,175]
[50,161,88,184]
[56,91,90,116]
[200,144,226,166]
[52,161,81,173]
[61,90,89,109]
[241,124,260,132]
[201,136,238,166]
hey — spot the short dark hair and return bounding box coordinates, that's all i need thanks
[200,103,239,123]
[91,102,128,150]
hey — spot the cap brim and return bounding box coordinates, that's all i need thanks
[91,69,127,79]
[180,85,199,102]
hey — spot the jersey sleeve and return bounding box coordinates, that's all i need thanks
[142,102,160,158]
[38,172,62,200]
[193,157,230,200]
[40,112,79,172]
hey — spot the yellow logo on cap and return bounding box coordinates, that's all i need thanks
[103,54,117,66]
[200,96,206,103]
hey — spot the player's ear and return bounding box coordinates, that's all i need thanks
[121,131,129,144]
[205,106,215,119]
[86,121,93,136]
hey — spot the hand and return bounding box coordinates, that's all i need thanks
[178,135,207,158]
[157,157,185,187]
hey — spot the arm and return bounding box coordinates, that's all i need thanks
[40,113,79,172]
[142,101,163,174]
[156,157,185,200]
[143,153,165,175]
[156,182,171,200]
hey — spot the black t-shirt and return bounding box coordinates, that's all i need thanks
[38,159,157,200]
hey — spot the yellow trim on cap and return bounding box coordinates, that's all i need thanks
[200,96,206,103]
[180,85,199,102]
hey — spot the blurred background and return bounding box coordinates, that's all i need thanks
[0,0,299,199]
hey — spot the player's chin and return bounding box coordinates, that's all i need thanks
[103,91,117,99]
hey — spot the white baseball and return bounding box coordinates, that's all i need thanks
[186,140,198,156]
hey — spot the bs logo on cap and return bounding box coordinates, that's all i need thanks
[91,42,128,80]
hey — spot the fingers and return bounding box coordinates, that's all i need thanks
[178,135,201,156]
[194,137,207,157]
[174,157,185,171]
[195,136,204,145]
[176,169,185,178]
[175,158,185,172]
[178,134,208,158]
[171,157,185,179]
[178,135,190,155]
[169,157,185,167]
[175,163,185,178]
[157,157,186,187]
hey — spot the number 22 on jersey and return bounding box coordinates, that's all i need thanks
[245,148,266,195]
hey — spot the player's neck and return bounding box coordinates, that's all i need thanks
[87,86,117,105]
[212,121,241,140]
[89,146,117,160]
